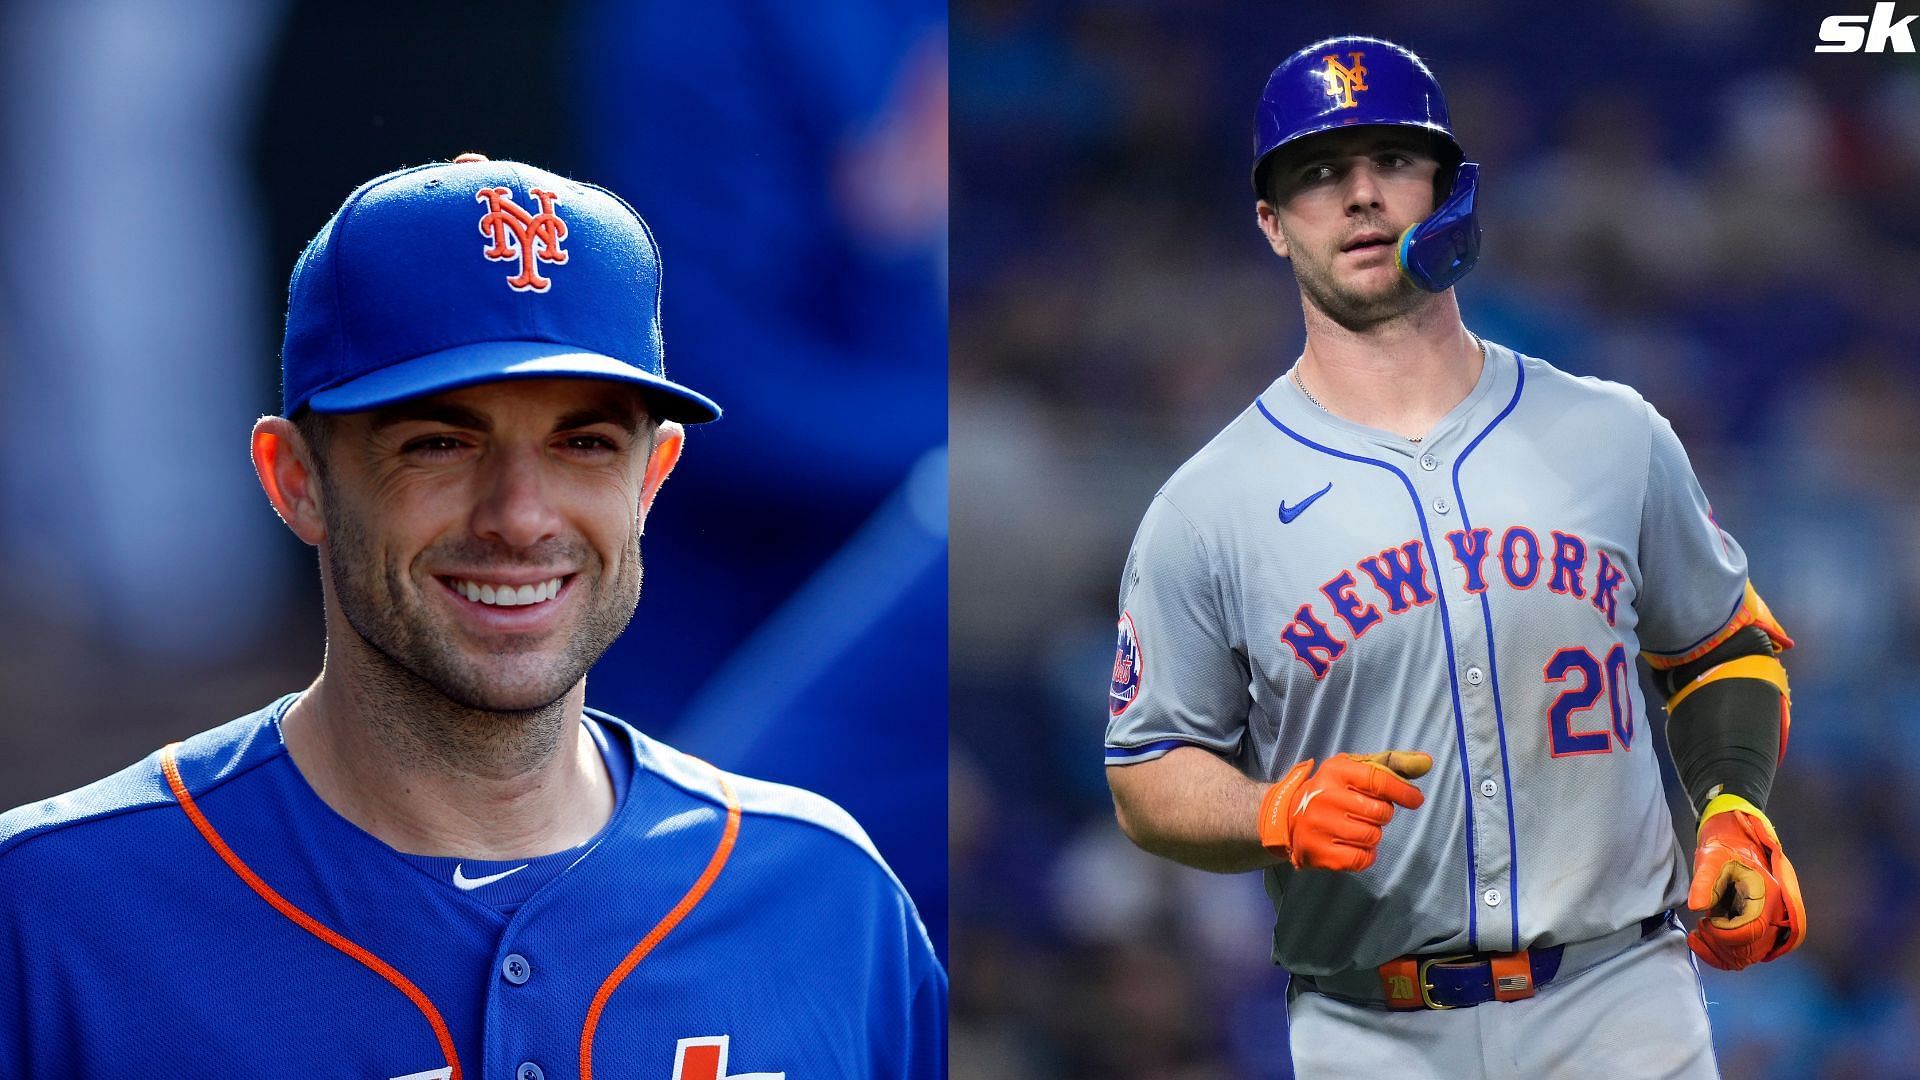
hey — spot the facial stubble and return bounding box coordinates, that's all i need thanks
[1282,221,1426,332]
[320,479,642,757]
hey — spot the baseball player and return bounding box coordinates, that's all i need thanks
[0,156,943,1079]
[1104,38,1803,1078]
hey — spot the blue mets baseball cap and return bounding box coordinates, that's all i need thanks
[280,153,721,424]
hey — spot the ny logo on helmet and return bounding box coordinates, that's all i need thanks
[475,186,570,292]
[1318,51,1369,109]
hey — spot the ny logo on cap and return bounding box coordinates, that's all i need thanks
[1319,51,1368,109]
[475,186,570,292]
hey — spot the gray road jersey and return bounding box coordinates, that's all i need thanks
[1104,343,1748,977]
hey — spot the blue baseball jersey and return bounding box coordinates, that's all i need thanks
[0,696,944,1079]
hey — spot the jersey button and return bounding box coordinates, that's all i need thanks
[1465,666,1484,686]
[1480,778,1498,798]
[1432,496,1451,515]
[502,953,530,985]
[1419,453,1438,471]
[517,1063,545,1080]
[1484,888,1502,908]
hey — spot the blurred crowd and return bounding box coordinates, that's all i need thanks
[951,1,1920,1076]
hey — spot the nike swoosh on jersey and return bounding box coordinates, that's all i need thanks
[1278,482,1333,524]
[451,863,529,890]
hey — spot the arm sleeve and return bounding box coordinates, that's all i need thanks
[1635,402,1750,662]
[1104,494,1252,764]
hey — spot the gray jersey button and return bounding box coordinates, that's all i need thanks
[1484,888,1502,907]
[502,953,530,985]
[1480,778,1498,798]
[517,1064,544,1080]
[1465,666,1484,686]
[1432,496,1451,515]
[1419,453,1438,471]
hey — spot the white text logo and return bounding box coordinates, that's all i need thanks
[1817,2,1916,51]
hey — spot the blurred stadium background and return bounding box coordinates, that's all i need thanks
[0,0,947,960]
[952,1,1920,1076]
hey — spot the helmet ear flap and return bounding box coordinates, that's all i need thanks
[1397,162,1481,292]
[1428,131,1465,205]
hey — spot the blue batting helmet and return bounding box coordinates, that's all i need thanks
[1251,36,1481,292]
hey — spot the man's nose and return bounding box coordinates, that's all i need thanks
[1342,160,1384,213]
[470,446,563,549]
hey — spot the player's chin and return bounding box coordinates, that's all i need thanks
[1335,258,1405,294]
[437,658,582,714]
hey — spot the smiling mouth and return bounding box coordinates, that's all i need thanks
[440,575,569,608]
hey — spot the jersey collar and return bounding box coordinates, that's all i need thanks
[1262,339,1514,459]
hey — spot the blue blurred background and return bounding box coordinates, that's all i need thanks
[950,1,1920,1075]
[0,0,946,960]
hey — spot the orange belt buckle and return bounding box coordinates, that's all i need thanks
[1377,957,1422,1010]
[1489,950,1535,1002]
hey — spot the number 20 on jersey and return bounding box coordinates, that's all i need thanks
[1543,643,1634,756]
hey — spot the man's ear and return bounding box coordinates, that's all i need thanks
[638,421,684,518]
[253,416,327,546]
[1256,201,1291,259]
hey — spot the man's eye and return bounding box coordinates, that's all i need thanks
[1379,153,1413,168]
[1301,164,1333,183]
[404,435,467,457]
[563,434,620,452]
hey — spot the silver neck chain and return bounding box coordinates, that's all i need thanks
[1291,334,1487,446]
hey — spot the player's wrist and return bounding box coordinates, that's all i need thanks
[1697,792,1776,841]
[1257,758,1315,855]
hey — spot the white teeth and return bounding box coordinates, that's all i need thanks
[452,576,564,607]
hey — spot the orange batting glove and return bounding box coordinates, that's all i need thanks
[1686,794,1807,971]
[1257,751,1432,872]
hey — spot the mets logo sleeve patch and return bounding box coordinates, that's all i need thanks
[1109,612,1143,717]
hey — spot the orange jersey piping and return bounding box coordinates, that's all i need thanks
[160,744,463,1080]
[579,767,741,1080]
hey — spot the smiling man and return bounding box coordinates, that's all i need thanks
[0,155,943,1079]
[1103,38,1803,1078]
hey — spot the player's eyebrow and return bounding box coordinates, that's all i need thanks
[366,401,493,433]
[364,396,644,436]
[551,402,642,435]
